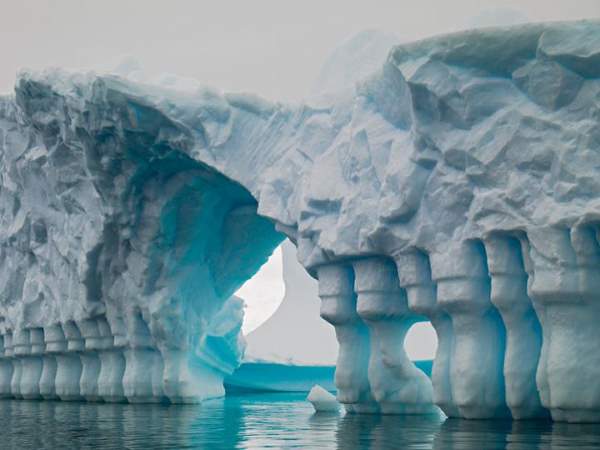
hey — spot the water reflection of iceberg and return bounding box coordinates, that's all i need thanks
[0,395,598,449]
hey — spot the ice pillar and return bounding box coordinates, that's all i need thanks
[159,344,223,404]
[55,321,83,401]
[431,242,510,419]
[123,310,163,403]
[526,226,600,422]
[353,257,435,414]
[317,263,376,413]
[97,315,126,403]
[77,318,103,401]
[40,325,63,400]
[395,250,459,418]
[0,335,12,398]
[20,328,44,399]
[11,329,29,399]
[484,234,548,419]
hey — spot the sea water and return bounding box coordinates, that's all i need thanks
[0,393,599,449]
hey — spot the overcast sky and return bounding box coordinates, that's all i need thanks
[2,1,599,101]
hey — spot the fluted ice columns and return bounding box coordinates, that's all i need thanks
[484,235,548,419]
[55,322,83,401]
[20,328,44,399]
[97,316,126,402]
[527,226,600,423]
[12,328,49,399]
[10,329,28,399]
[0,335,12,397]
[395,250,459,418]
[160,347,196,403]
[431,243,510,419]
[123,310,164,403]
[159,346,224,404]
[40,325,63,399]
[353,257,435,414]
[317,263,376,413]
[78,318,104,401]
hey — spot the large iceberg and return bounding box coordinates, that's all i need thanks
[1,20,600,423]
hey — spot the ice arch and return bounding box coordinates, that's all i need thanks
[0,77,284,403]
[1,21,600,423]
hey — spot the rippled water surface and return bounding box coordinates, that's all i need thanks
[1,394,600,449]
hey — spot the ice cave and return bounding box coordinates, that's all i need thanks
[1,20,600,424]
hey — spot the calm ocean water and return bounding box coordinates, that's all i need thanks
[0,393,599,449]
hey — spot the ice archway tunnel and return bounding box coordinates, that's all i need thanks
[0,75,284,403]
[2,20,600,423]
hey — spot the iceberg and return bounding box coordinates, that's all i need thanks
[225,363,337,393]
[0,20,600,423]
[307,384,339,413]
[0,74,284,403]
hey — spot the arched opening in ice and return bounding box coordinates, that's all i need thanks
[404,322,438,361]
[0,78,286,403]
[238,239,339,367]
[236,245,285,335]
[106,156,286,403]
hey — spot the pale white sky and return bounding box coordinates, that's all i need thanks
[1,1,599,101]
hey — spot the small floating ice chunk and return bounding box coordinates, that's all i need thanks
[307,384,339,413]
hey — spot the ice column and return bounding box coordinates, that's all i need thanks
[431,242,510,419]
[484,235,548,419]
[317,263,376,413]
[352,257,435,414]
[97,315,126,402]
[151,348,165,402]
[20,328,44,399]
[160,345,194,404]
[1,333,14,398]
[0,335,12,398]
[11,329,29,399]
[159,344,223,404]
[123,310,163,403]
[55,321,83,401]
[78,318,103,401]
[526,226,600,422]
[395,250,459,418]
[40,325,64,400]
